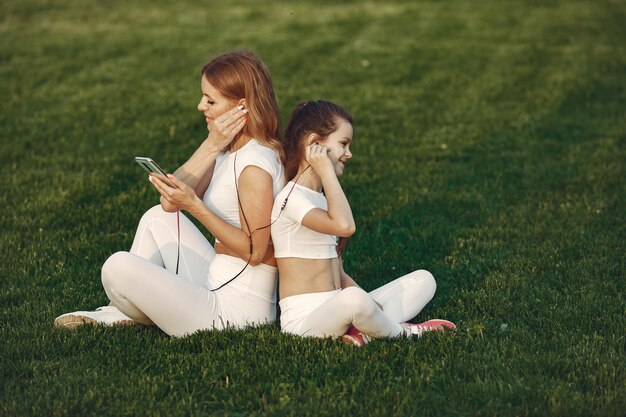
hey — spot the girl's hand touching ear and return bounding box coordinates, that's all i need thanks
[305,143,335,176]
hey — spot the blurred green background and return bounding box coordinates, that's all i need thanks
[1,1,624,416]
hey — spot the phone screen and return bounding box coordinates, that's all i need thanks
[135,157,175,187]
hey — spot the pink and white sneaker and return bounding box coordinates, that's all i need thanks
[341,326,372,347]
[402,319,456,337]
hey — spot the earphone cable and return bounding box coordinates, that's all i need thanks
[209,149,310,291]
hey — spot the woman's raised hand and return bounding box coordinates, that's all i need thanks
[305,143,335,177]
[207,105,248,150]
[149,173,201,212]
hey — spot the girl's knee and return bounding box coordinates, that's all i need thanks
[411,269,437,299]
[339,287,378,315]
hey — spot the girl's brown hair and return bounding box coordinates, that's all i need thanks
[202,50,284,162]
[283,100,353,181]
[283,100,353,257]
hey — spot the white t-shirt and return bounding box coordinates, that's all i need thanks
[203,139,285,243]
[270,182,338,259]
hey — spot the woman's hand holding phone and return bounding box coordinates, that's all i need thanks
[135,157,176,187]
[149,173,201,213]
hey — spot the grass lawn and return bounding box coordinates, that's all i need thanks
[1,0,624,416]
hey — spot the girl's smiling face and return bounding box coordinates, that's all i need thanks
[320,119,353,176]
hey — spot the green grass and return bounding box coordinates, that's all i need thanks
[1,0,624,416]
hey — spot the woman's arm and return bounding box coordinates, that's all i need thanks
[150,166,274,266]
[231,166,275,265]
[160,106,248,212]
[160,138,220,212]
[171,139,221,197]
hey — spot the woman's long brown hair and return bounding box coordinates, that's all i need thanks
[202,50,284,163]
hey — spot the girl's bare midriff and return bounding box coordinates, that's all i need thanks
[277,257,342,299]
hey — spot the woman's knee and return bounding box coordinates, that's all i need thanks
[138,204,171,225]
[101,251,134,290]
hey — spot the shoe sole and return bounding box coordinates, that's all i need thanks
[53,315,135,330]
[341,334,369,347]
[427,319,456,330]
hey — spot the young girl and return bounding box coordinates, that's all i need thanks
[54,51,285,337]
[270,100,455,346]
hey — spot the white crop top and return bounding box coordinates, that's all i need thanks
[270,182,338,259]
[203,139,285,243]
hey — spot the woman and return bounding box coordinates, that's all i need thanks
[54,51,285,337]
[270,100,455,346]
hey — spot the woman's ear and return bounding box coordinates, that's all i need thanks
[238,99,247,109]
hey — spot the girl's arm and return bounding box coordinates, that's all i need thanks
[339,257,360,289]
[150,167,273,266]
[300,144,356,237]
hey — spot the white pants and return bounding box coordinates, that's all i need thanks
[279,270,436,338]
[101,205,278,337]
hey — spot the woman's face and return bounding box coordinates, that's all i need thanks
[197,76,237,131]
[321,119,353,177]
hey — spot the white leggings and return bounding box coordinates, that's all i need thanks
[279,270,436,338]
[101,205,278,337]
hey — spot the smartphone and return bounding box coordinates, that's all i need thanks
[135,156,175,187]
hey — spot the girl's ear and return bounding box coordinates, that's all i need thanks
[238,98,247,109]
[306,133,321,145]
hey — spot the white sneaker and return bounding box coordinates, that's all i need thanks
[54,306,135,329]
